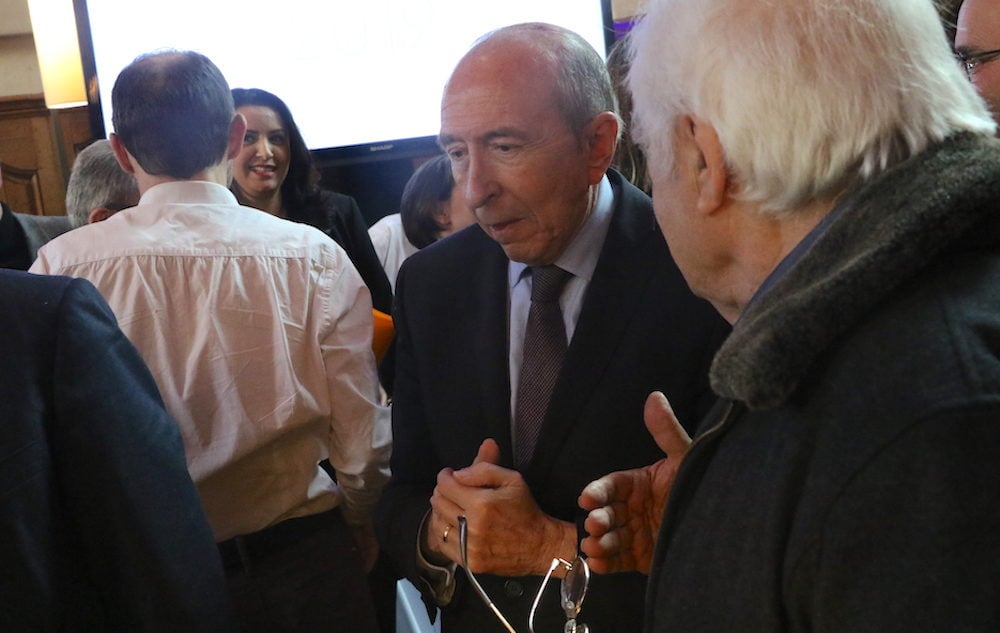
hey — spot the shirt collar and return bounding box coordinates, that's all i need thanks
[138,180,241,208]
[745,198,849,313]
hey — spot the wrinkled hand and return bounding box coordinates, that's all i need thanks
[577,392,691,574]
[423,439,575,576]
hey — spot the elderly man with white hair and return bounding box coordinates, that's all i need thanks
[579,0,1000,631]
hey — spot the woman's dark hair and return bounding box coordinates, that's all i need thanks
[231,87,320,210]
[400,154,456,249]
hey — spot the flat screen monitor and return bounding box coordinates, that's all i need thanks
[74,0,613,163]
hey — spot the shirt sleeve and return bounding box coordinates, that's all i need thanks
[317,248,392,526]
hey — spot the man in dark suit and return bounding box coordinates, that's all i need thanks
[375,23,729,633]
[0,269,233,631]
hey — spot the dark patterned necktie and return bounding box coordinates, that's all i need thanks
[514,265,573,470]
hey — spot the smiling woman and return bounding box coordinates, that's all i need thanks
[233,105,291,214]
[229,88,393,315]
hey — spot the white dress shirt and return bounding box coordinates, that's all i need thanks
[368,213,419,293]
[31,181,391,540]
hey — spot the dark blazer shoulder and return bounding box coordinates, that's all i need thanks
[293,188,394,313]
[0,269,82,329]
[14,213,72,262]
[396,223,505,296]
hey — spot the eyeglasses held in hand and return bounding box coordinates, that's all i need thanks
[457,515,591,633]
[956,47,1000,80]
[528,555,590,633]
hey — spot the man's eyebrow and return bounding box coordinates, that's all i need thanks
[438,128,529,148]
[486,127,531,140]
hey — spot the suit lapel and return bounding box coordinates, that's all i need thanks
[469,231,517,466]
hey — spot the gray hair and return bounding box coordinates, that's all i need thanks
[65,140,139,228]
[628,0,996,214]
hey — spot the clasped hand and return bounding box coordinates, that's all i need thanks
[424,439,575,576]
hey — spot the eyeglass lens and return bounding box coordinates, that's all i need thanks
[958,48,1000,80]
[561,558,590,633]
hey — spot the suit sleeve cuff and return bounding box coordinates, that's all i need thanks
[415,509,457,606]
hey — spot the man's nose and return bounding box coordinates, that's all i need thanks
[462,151,499,209]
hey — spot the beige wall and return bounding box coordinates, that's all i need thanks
[0,0,43,97]
[612,0,644,21]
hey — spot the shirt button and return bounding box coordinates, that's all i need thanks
[503,580,524,598]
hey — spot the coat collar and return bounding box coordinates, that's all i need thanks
[711,133,1000,410]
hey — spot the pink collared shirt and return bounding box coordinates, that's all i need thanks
[32,180,391,540]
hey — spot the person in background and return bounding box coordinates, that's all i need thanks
[31,51,390,633]
[0,269,233,632]
[368,153,475,291]
[955,0,1000,119]
[65,139,140,228]
[606,37,652,195]
[0,165,70,269]
[937,0,963,45]
[230,87,393,314]
[376,22,728,633]
[579,0,1000,631]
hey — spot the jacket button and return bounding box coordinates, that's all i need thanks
[503,580,524,598]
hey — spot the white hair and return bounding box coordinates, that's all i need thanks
[628,0,996,214]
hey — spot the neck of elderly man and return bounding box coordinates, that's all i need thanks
[657,114,840,324]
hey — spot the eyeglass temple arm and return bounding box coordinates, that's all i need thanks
[527,558,566,633]
[458,516,519,633]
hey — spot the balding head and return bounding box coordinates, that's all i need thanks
[452,23,618,137]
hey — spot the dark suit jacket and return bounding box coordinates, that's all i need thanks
[16,212,72,262]
[0,203,72,270]
[289,189,393,314]
[376,172,729,633]
[0,270,234,632]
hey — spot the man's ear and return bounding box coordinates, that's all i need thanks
[87,206,116,224]
[108,134,136,174]
[226,113,247,160]
[583,111,620,184]
[685,114,728,215]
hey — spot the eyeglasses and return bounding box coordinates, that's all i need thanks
[457,515,590,633]
[956,47,1000,80]
[529,556,590,633]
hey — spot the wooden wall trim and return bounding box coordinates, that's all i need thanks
[0,96,93,216]
[0,94,48,119]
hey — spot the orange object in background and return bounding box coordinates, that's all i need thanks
[372,309,394,365]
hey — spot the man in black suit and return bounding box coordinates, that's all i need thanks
[375,23,729,633]
[0,269,232,631]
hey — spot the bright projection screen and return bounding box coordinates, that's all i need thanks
[75,0,612,160]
